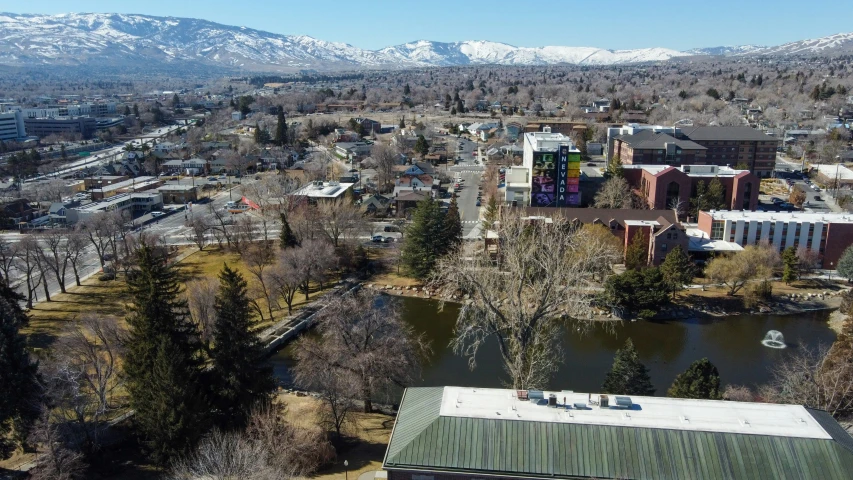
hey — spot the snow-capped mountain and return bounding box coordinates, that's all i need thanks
[0,13,688,71]
[0,13,851,72]
[746,32,853,56]
[684,45,766,56]
[378,40,686,66]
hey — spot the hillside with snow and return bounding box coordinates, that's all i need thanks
[0,13,851,72]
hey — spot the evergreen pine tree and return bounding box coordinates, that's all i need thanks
[707,177,724,210]
[839,245,853,281]
[279,213,299,249]
[660,245,693,298]
[401,197,444,278]
[253,122,263,144]
[0,281,40,459]
[414,135,430,157]
[442,196,463,251]
[782,246,799,285]
[483,195,499,229]
[624,229,648,270]
[172,93,180,108]
[133,103,140,117]
[124,245,209,464]
[399,117,406,129]
[124,105,131,116]
[667,358,722,400]
[601,338,655,396]
[274,109,287,146]
[606,154,624,178]
[210,265,275,429]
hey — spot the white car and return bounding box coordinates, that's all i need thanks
[150,211,164,217]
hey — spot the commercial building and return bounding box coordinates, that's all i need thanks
[88,176,160,201]
[384,386,853,480]
[83,176,129,190]
[157,184,198,204]
[66,192,163,223]
[23,116,97,139]
[290,181,355,204]
[522,129,582,207]
[610,125,779,177]
[623,164,759,212]
[697,210,853,267]
[0,110,26,140]
[524,207,686,266]
[814,164,853,188]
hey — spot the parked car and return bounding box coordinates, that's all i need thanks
[476,199,481,206]
[372,235,384,243]
[813,186,821,192]
[207,176,218,181]
[587,162,596,166]
[814,196,823,201]
[151,211,164,217]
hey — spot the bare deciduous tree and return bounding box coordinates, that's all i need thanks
[185,278,219,347]
[432,210,609,389]
[17,236,43,308]
[28,413,87,480]
[295,289,427,412]
[267,250,303,315]
[0,236,20,286]
[185,216,210,251]
[244,244,276,319]
[593,176,632,209]
[170,403,333,480]
[316,199,366,248]
[37,229,72,294]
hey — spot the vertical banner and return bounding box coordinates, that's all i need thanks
[556,146,569,206]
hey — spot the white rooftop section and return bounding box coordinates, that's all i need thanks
[624,220,661,227]
[524,131,579,152]
[814,163,853,181]
[90,176,158,193]
[686,226,744,252]
[704,210,853,224]
[439,387,830,439]
[291,181,354,199]
[623,164,748,177]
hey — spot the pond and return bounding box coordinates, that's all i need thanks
[270,296,837,397]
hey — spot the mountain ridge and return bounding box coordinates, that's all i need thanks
[0,12,851,72]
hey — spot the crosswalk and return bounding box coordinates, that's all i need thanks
[462,220,479,224]
[455,170,484,174]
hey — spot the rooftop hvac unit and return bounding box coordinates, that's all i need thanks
[615,396,633,408]
[528,390,544,400]
[543,126,551,133]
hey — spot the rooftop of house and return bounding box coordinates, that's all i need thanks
[615,130,706,151]
[702,210,853,223]
[679,125,778,142]
[291,181,354,199]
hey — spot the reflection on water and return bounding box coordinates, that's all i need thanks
[270,296,837,398]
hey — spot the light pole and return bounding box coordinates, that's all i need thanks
[830,262,834,281]
[343,460,349,480]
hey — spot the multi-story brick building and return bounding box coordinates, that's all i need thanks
[697,210,853,268]
[612,130,707,166]
[612,125,779,177]
[623,164,759,212]
[678,126,779,178]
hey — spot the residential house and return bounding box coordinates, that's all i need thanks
[157,184,198,204]
[1,198,36,226]
[334,142,373,158]
[362,194,391,215]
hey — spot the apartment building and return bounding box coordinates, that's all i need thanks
[611,130,707,166]
[610,125,779,177]
[522,129,582,207]
[697,210,853,267]
[679,126,779,178]
[623,164,759,212]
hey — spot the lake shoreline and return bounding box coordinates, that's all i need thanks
[367,282,844,327]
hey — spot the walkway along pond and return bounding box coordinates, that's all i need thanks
[269,295,838,399]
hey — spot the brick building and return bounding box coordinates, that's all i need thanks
[612,130,707,165]
[623,164,759,212]
[612,125,779,177]
[523,207,688,266]
[697,210,853,268]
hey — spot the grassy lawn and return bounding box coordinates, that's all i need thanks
[22,245,342,352]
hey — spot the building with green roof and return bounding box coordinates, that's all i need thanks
[382,386,853,480]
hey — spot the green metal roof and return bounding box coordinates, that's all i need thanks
[384,387,853,480]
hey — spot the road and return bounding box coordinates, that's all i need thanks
[447,136,486,238]
[28,124,190,182]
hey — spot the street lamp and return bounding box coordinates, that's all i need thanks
[830,262,834,281]
[343,460,349,480]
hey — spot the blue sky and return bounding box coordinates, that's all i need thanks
[14,0,853,51]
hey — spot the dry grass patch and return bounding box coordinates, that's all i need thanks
[279,392,394,480]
